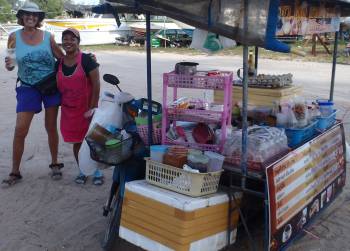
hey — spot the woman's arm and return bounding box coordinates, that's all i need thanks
[50,34,64,59]
[88,68,101,109]
[5,33,16,71]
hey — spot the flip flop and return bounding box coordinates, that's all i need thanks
[49,163,64,180]
[93,176,104,186]
[75,174,87,184]
[2,172,22,186]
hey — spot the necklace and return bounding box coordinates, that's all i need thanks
[23,29,36,40]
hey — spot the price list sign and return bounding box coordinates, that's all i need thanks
[266,124,346,251]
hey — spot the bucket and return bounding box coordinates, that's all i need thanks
[204,151,225,172]
[317,99,334,117]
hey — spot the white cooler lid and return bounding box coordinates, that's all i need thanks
[125,180,242,212]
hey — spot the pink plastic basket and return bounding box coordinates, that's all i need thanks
[166,71,233,89]
[137,122,162,145]
[164,138,221,152]
[167,107,223,123]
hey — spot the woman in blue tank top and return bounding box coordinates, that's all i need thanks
[3,2,65,185]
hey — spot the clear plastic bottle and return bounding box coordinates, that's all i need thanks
[248,50,255,77]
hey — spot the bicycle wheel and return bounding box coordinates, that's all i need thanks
[101,187,123,251]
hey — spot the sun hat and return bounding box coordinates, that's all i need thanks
[62,28,80,41]
[16,2,45,21]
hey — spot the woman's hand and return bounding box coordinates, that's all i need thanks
[5,57,15,71]
[84,108,96,118]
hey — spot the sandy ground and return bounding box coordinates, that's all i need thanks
[0,40,349,251]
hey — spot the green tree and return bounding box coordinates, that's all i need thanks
[6,0,20,9]
[32,0,65,19]
[0,0,15,23]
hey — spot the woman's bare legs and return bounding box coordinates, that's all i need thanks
[73,143,82,164]
[45,106,59,165]
[12,111,35,174]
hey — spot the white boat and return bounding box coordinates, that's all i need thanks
[1,15,193,45]
[44,18,131,45]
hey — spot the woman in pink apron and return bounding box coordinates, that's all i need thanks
[57,28,102,185]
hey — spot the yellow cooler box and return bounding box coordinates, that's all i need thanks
[120,180,241,251]
[214,85,303,107]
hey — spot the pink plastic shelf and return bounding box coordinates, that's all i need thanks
[167,108,222,123]
[165,71,233,90]
[164,138,221,152]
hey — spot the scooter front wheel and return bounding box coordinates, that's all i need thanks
[101,188,123,251]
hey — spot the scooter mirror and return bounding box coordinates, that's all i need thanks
[103,74,120,86]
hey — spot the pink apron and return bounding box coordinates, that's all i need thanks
[57,52,92,143]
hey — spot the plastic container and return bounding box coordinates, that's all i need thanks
[204,151,225,172]
[86,123,114,145]
[316,110,337,132]
[285,120,317,148]
[317,99,334,117]
[187,152,209,173]
[135,114,162,126]
[163,153,187,168]
[6,48,16,68]
[145,158,223,197]
[150,145,168,163]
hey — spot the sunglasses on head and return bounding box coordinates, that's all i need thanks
[22,11,40,17]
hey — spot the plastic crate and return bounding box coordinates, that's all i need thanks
[145,158,223,197]
[285,121,317,148]
[316,110,337,132]
[164,138,221,152]
[165,71,233,90]
[137,121,162,145]
[167,107,223,123]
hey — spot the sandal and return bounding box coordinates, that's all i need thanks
[75,174,87,184]
[93,176,104,186]
[49,163,64,180]
[2,172,22,186]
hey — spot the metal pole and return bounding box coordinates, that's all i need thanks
[330,31,338,101]
[241,0,249,187]
[146,12,153,145]
[255,46,259,75]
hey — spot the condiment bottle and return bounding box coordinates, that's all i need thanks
[248,49,256,77]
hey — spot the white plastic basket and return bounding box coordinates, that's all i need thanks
[145,158,223,197]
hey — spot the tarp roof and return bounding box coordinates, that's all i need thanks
[94,0,349,51]
[104,0,350,17]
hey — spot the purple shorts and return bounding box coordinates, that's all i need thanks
[16,85,61,113]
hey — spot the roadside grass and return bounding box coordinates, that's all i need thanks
[81,41,350,65]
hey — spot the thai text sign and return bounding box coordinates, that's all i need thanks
[266,124,346,251]
[277,1,340,36]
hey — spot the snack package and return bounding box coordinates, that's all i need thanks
[223,126,288,164]
[292,97,308,128]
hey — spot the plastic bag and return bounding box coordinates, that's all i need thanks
[223,126,288,164]
[203,33,223,52]
[79,91,134,175]
[346,141,350,163]
[190,28,236,53]
[79,140,107,176]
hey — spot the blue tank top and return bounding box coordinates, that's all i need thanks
[16,30,55,85]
